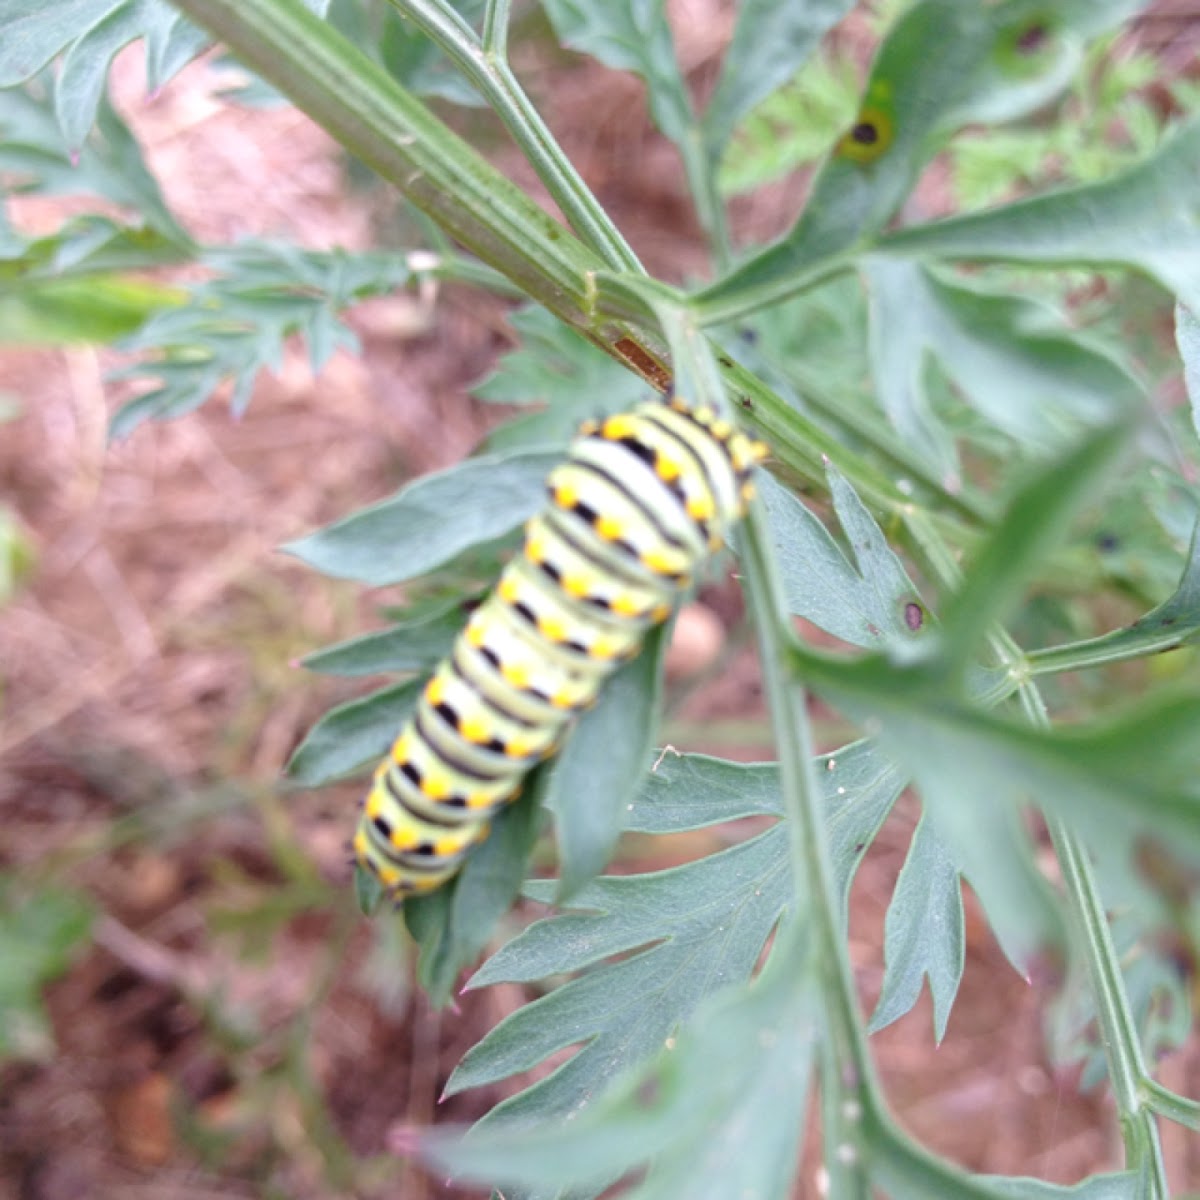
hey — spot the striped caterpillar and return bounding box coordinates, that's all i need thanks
[353,397,766,898]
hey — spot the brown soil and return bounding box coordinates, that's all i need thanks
[2,7,1198,1198]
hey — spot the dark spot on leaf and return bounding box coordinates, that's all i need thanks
[866,622,882,638]
[855,843,865,854]
[635,1076,662,1109]
[850,121,879,145]
[1015,22,1048,52]
[738,396,753,409]
[1096,532,1120,553]
[739,327,759,346]
[904,601,924,631]
[1161,616,1178,627]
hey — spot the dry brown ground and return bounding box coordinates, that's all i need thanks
[2,5,1199,1198]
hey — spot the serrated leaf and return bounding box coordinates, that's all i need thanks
[629,739,905,912]
[697,0,1146,321]
[286,678,423,786]
[1176,303,1200,444]
[448,832,791,1134]
[702,0,855,157]
[0,273,171,344]
[879,115,1200,316]
[111,241,411,437]
[0,880,93,1060]
[0,83,187,242]
[758,466,927,648]
[869,814,965,1042]
[301,597,469,676]
[428,922,817,1199]
[539,0,693,147]
[405,774,548,1007]
[864,259,1138,479]
[284,448,558,586]
[546,624,666,901]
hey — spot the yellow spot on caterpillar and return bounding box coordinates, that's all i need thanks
[410,874,443,893]
[422,773,450,801]
[553,482,578,510]
[710,419,733,440]
[709,534,725,552]
[686,494,715,521]
[651,603,672,623]
[642,547,681,574]
[466,619,486,648]
[602,415,636,440]
[579,418,599,436]
[502,660,530,688]
[425,675,445,706]
[596,513,623,540]
[694,406,715,424]
[590,636,619,660]
[656,455,681,482]
[377,864,400,888]
[562,573,591,598]
[526,533,546,563]
[499,575,520,603]
[611,594,644,617]
[366,791,383,819]
[551,687,576,709]
[460,715,489,743]
[506,737,534,759]
[434,835,461,857]
[392,826,420,850]
[741,482,757,502]
[391,732,412,763]
[750,440,769,461]
[538,614,568,642]
[466,790,493,810]
[353,829,370,859]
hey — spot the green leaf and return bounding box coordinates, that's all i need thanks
[546,624,667,901]
[448,830,791,1129]
[285,678,423,785]
[110,241,413,437]
[538,0,693,147]
[405,775,547,1007]
[758,466,928,648]
[284,447,559,586]
[864,259,1138,479]
[0,881,93,1060]
[0,273,171,344]
[629,739,906,911]
[982,1173,1140,1199]
[696,0,1113,322]
[701,0,855,157]
[878,115,1200,316]
[428,922,817,1199]
[1176,303,1200,444]
[300,598,469,676]
[0,82,188,242]
[869,814,965,1043]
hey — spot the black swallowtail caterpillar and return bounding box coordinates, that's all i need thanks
[353,397,767,898]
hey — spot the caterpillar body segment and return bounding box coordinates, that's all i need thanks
[353,398,765,899]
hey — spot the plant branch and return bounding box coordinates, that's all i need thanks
[387,0,644,275]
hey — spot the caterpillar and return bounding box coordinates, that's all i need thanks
[352,397,767,899]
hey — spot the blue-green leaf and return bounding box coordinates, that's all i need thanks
[284,448,558,586]
[1176,303,1200,444]
[538,0,693,147]
[702,0,855,156]
[869,814,965,1042]
[300,598,469,676]
[864,259,1138,479]
[546,624,667,901]
[758,466,927,648]
[285,678,422,786]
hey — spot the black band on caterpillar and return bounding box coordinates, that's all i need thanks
[353,398,767,898]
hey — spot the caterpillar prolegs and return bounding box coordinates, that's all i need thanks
[353,398,766,899]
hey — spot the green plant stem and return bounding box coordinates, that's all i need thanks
[387,0,644,275]
[1026,628,1192,675]
[680,130,733,272]
[481,0,510,55]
